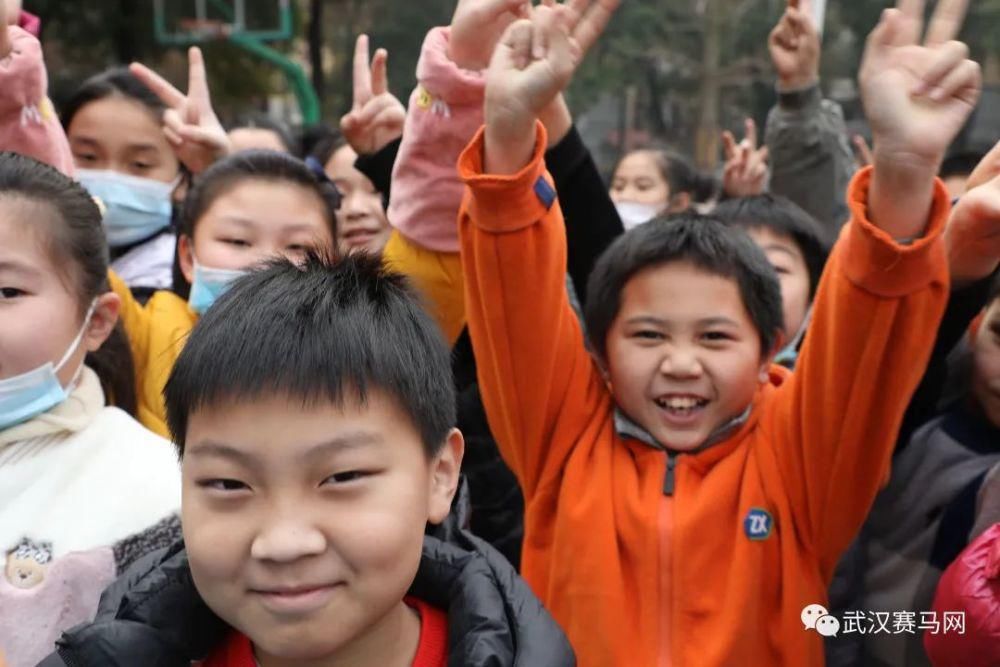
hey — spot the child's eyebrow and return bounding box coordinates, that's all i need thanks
[216,215,257,228]
[624,315,740,328]
[300,432,385,464]
[762,243,799,258]
[0,260,40,277]
[126,143,165,155]
[185,433,385,467]
[68,136,100,147]
[698,316,741,328]
[185,442,261,471]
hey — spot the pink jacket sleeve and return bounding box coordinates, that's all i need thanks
[0,26,74,176]
[387,27,485,253]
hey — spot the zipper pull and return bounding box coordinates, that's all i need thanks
[663,451,676,496]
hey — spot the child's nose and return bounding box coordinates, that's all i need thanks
[660,348,703,378]
[251,515,327,563]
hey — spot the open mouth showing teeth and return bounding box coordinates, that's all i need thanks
[654,396,709,415]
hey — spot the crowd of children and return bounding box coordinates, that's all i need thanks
[2,0,1000,665]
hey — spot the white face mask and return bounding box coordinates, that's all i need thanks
[0,302,96,430]
[615,201,664,231]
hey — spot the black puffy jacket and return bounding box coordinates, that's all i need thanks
[39,531,574,667]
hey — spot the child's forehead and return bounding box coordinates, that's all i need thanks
[619,261,751,320]
[184,391,423,456]
[0,201,68,269]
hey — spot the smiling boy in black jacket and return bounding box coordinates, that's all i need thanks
[41,254,573,667]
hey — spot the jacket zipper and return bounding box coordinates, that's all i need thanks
[662,450,677,495]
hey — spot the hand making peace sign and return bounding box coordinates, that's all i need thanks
[130,47,232,174]
[340,35,406,156]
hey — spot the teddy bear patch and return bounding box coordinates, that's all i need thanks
[5,538,53,589]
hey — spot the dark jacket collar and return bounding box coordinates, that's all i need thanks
[43,532,574,666]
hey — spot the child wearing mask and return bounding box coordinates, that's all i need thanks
[62,47,232,300]
[110,149,339,437]
[61,68,185,298]
[457,1,980,664]
[609,147,716,229]
[0,152,180,667]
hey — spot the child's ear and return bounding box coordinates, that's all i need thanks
[759,329,786,382]
[669,191,692,214]
[177,234,196,285]
[84,292,121,353]
[427,428,465,524]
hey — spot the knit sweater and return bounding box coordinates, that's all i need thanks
[0,368,181,667]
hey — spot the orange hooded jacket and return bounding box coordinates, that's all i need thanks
[457,123,950,666]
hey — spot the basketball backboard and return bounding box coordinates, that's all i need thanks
[153,0,292,44]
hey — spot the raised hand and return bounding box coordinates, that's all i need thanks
[340,35,406,156]
[860,0,980,238]
[484,0,619,173]
[769,0,820,90]
[945,141,1000,286]
[860,0,979,170]
[130,47,231,174]
[722,119,769,198]
[448,0,530,70]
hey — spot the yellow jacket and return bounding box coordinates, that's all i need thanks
[110,271,197,439]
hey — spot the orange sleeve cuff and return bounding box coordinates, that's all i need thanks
[842,166,950,298]
[457,120,555,234]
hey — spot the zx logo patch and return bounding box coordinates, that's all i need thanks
[744,508,774,541]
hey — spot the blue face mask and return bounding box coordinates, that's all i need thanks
[77,169,176,248]
[0,303,95,431]
[188,258,247,315]
[774,306,813,369]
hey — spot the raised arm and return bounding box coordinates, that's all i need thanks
[0,4,73,175]
[764,0,855,232]
[765,0,979,577]
[459,0,619,495]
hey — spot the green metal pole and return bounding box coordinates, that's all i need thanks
[228,33,321,126]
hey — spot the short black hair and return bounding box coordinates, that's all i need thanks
[584,214,783,360]
[164,252,455,457]
[713,194,833,298]
[307,130,348,168]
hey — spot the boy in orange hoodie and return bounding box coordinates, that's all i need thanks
[456,0,983,664]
